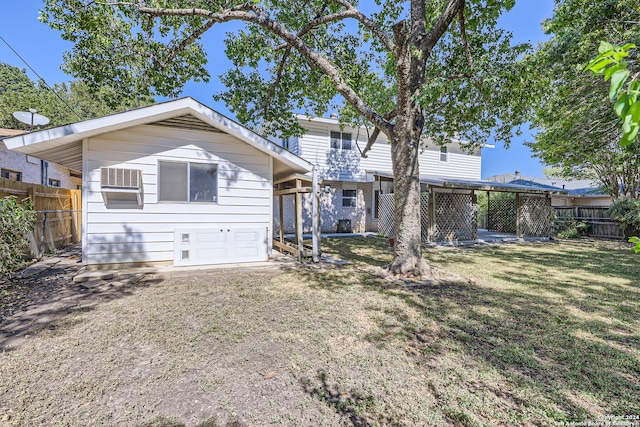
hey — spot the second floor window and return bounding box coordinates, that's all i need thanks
[1,169,22,182]
[330,131,352,150]
[440,146,448,162]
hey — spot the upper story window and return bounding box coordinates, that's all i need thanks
[1,169,22,182]
[158,161,218,203]
[330,131,352,150]
[439,146,448,163]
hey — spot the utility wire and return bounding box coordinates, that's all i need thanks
[0,34,83,121]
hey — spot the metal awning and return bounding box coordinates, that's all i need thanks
[370,171,568,195]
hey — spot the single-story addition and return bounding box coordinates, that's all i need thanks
[3,97,315,268]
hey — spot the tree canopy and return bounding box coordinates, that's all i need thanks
[527,0,640,199]
[41,0,532,275]
[0,62,152,130]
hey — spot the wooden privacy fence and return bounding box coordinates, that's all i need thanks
[0,177,81,254]
[554,206,624,239]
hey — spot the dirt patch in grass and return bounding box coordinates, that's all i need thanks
[0,237,638,425]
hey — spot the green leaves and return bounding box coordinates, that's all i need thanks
[585,41,638,147]
[629,236,640,253]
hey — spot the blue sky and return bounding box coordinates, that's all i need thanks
[1,1,555,179]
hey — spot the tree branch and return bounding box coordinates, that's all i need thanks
[418,0,466,57]
[150,18,215,69]
[132,2,394,136]
[361,109,397,157]
[457,3,473,69]
[263,47,292,118]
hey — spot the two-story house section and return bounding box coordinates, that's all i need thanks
[276,114,486,234]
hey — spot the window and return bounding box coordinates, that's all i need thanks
[330,131,352,150]
[439,146,448,162]
[48,178,61,187]
[158,161,218,203]
[1,169,22,182]
[342,189,357,208]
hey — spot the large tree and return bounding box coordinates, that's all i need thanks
[0,62,152,129]
[42,0,530,276]
[527,0,640,200]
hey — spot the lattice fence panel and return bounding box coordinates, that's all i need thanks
[420,192,429,244]
[488,199,516,233]
[433,193,475,241]
[520,195,552,237]
[378,193,395,237]
[377,192,430,244]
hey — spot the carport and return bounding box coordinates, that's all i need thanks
[374,173,566,243]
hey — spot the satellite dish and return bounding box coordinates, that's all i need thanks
[13,108,50,130]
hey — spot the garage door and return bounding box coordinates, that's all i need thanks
[174,227,267,266]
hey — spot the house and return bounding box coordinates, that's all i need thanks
[3,98,313,268]
[486,173,611,207]
[276,114,488,233]
[0,128,82,189]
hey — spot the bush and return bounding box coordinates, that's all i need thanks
[0,196,37,275]
[607,198,640,236]
[553,213,590,239]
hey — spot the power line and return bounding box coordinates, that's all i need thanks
[0,34,83,121]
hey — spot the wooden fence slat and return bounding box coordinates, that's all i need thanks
[0,177,82,253]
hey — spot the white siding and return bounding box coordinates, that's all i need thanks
[297,120,482,181]
[84,124,272,266]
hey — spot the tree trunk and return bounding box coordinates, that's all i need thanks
[387,11,432,277]
[389,114,431,276]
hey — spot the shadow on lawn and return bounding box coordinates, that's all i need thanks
[300,370,397,426]
[0,264,161,352]
[305,238,640,423]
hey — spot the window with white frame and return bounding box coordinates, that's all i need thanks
[330,131,352,150]
[158,161,218,203]
[48,178,61,187]
[342,188,357,208]
[439,146,448,162]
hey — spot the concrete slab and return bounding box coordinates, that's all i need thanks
[15,245,82,279]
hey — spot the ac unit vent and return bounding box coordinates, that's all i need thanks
[101,168,141,189]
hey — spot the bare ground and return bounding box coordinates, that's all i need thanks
[0,238,638,426]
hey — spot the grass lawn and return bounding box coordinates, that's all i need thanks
[0,238,638,426]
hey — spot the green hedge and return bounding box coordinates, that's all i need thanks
[0,196,37,275]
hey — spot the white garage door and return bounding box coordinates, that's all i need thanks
[174,227,267,266]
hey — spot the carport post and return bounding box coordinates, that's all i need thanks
[295,178,304,261]
[312,168,320,263]
[516,192,523,238]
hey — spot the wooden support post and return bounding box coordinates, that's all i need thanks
[471,190,478,240]
[428,186,436,242]
[516,192,523,238]
[295,178,304,261]
[278,184,284,245]
[312,169,320,263]
[487,191,491,230]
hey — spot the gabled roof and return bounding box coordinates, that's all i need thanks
[2,97,313,178]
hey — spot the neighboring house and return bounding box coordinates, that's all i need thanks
[0,128,82,189]
[276,114,489,233]
[3,98,312,268]
[487,173,612,207]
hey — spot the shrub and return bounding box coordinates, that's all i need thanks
[0,196,37,275]
[553,212,590,239]
[607,198,640,236]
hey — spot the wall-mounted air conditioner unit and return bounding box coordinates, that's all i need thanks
[100,167,143,206]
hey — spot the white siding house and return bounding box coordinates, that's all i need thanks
[276,115,487,233]
[4,98,312,268]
